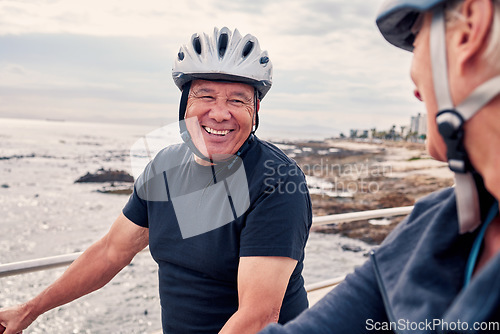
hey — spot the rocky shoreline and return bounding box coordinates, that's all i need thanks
[285,139,454,244]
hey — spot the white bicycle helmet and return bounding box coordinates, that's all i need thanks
[172,27,273,100]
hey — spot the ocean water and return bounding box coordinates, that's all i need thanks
[0,118,369,334]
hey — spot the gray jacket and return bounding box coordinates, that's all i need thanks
[261,187,500,333]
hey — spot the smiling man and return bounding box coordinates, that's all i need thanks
[0,27,312,334]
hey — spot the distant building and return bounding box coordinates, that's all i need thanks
[410,113,427,137]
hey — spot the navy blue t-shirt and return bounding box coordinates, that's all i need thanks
[123,135,312,333]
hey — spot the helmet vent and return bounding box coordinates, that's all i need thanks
[193,36,202,55]
[172,27,273,100]
[242,41,254,58]
[218,33,229,58]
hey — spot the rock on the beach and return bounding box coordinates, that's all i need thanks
[341,244,364,253]
[96,184,133,195]
[75,168,134,183]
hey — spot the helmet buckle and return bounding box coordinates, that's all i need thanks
[436,109,471,173]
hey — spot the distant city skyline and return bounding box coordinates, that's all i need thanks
[0,0,426,136]
[349,112,428,140]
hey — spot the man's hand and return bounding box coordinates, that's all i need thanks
[0,303,37,334]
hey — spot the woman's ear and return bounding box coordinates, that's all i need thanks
[455,0,495,75]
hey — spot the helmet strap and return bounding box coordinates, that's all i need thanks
[178,81,192,125]
[430,6,500,233]
[252,89,259,134]
[178,81,214,164]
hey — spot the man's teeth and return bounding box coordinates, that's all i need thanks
[204,126,231,136]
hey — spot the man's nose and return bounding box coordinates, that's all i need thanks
[208,100,231,122]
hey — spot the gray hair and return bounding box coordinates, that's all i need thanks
[445,0,500,71]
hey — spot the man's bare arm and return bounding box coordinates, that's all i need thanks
[0,213,148,334]
[219,256,297,334]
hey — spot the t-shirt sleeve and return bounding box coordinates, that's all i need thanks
[123,152,174,228]
[122,159,155,228]
[122,184,149,228]
[239,163,312,261]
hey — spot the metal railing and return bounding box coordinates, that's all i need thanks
[305,275,346,293]
[0,206,413,280]
[0,249,150,279]
[312,206,413,226]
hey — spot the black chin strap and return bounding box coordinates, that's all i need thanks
[252,90,259,134]
[178,81,213,164]
[178,81,192,132]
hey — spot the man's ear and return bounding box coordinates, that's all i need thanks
[455,0,495,75]
[255,99,260,113]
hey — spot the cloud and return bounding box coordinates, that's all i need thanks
[0,0,424,136]
[211,0,268,15]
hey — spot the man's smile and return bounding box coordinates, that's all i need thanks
[202,126,233,136]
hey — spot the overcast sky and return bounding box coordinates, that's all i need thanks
[0,0,426,138]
